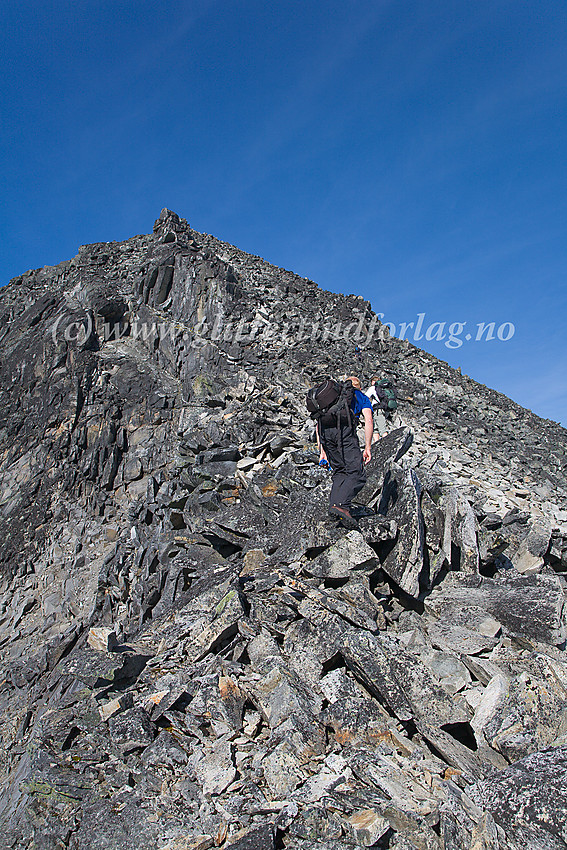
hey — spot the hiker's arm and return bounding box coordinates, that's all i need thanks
[362,408,373,463]
[316,424,327,461]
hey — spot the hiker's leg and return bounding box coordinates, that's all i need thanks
[338,426,366,507]
[326,445,358,509]
[330,471,349,507]
[375,410,387,436]
[321,428,348,508]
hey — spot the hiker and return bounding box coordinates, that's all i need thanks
[345,375,376,447]
[307,377,373,529]
[364,375,401,436]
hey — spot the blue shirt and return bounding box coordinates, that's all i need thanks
[351,389,373,419]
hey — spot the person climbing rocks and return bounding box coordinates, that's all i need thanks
[308,376,374,529]
[345,375,376,448]
[364,374,402,436]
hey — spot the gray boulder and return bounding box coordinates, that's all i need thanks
[468,745,567,849]
[425,571,567,647]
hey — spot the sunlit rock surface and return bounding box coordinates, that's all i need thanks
[1,209,567,848]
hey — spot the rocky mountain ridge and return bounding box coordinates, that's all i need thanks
[0,209,566,849]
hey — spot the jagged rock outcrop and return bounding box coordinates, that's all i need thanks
[0,209,567,849]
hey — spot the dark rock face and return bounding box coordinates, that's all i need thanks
[468,746,567,849]
[0,209,567,849]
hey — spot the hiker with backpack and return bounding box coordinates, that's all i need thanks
[306,377,373,529]
[364,375,401,436]
[346,375,376,447]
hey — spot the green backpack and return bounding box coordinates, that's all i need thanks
[374,379,398,411]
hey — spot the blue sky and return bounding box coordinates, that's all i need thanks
[1,0,566,425]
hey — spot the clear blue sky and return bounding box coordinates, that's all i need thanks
[2,0,566,425]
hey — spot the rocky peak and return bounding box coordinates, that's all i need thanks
[0,212,566,849]
[153,207,190,243]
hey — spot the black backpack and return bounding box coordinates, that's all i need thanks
[306,379,356,428]
[374,378,398,412]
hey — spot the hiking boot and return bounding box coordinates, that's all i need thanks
[328,505,359,529]
[350,504,375,518]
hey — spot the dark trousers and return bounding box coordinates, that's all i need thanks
[321,423,366,509]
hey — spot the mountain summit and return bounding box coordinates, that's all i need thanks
[0,210,566,849]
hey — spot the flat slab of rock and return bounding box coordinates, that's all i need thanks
[425,572,567,646]
[303,531,378,579]
[421,490,450,585]
[425,618,500,657]
[195,738,236,796]
[340,629,471,727]
[356,427,414,506]
[141,730,188,767]
[468,745,567,849]
[417,648,471,695]
[185,587,245,663]
[477,659,567,761]
[245,661,323,731]
[262,740,306,797]
[378,463,425,597]
[225,824,274,849]
[445,486,480,575]
[59,648,148,690]
[343,809,390,846]
[320,668,391,747]
[260,486,344,562]
[283,615,347,684]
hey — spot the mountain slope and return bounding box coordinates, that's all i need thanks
[0,209,566,849]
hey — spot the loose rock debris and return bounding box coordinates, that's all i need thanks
[0,210,567,848]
